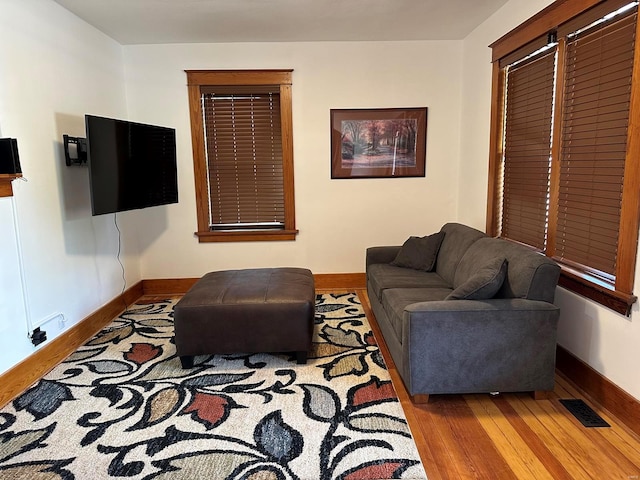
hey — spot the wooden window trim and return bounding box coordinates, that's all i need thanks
[186,70,298,243]
[558,268,637,315]
[489,0,602,62]
[487,0,640,315]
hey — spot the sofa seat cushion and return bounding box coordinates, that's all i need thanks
[382,287,453,344]
[368,264,450,302]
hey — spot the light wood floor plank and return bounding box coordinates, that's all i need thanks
[413,398,505,479]
[412,406,468,479]
[548,404,640,478]
[516,395,602,478]
[493,395,577,480]
[504,394,592,480]
[549,396,640,476]
[532,395,635,479]
[556,375,640,465]
[465,395,556,480]
[434,396,517,479]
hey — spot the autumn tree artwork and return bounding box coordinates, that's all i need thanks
[331,108,427,179]
[341,119,417,169]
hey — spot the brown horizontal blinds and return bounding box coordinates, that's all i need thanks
[556,10,637,279]
[202,87,285,229]
[501,49,556,250]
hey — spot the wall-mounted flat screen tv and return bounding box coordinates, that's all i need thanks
[85,115,178,216]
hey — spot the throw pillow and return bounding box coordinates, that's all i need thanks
[390,231,445,271]
[445,257,508,300]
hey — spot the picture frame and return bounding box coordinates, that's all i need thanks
[330,107,427,179]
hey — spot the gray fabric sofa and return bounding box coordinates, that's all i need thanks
[366,222,561,401]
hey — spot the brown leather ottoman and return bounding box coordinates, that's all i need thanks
[173,268,315,368]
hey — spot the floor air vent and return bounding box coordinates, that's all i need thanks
[559,399,610,428]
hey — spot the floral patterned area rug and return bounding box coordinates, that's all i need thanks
[0,293,427,480]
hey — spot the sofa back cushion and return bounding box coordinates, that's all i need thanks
[454,237,560,302]
[435,223,486,285]
[445,257,507,300]
[390,232,445,271]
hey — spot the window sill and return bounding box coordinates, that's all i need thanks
[558,268,637,316]
[196,229,299,243]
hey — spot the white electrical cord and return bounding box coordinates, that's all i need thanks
[10,185,34,338]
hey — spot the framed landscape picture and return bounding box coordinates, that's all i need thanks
[330,107,427,179]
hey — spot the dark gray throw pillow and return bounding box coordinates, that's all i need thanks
[390,231,445,272]
[445,257,508,300]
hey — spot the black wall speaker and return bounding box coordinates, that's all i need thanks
[0,138,22,174]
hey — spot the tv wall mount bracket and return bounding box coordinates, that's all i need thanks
[63,134,87,166]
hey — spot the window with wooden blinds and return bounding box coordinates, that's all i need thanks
[186,70,297,243]
[556,10,637,281]
[202,88,285,230]
[488,0,640,315]
[501,50,556,250]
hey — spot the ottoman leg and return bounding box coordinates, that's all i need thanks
[296,351,308,364]
[180,355,194,369]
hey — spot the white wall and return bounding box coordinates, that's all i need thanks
[0,0,137,374]
[123,41,464,278]
[460,0,640,401]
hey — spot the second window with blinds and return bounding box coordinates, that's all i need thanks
[489,0,640,314]
[186,70,298,242]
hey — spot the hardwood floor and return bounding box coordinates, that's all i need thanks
[352,288,640,480]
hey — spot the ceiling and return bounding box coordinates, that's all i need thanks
[53,0,509,45]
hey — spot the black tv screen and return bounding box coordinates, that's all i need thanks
[85,115,178,216]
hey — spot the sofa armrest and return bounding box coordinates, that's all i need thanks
[401,299,560,396]
[366,246,401,270]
